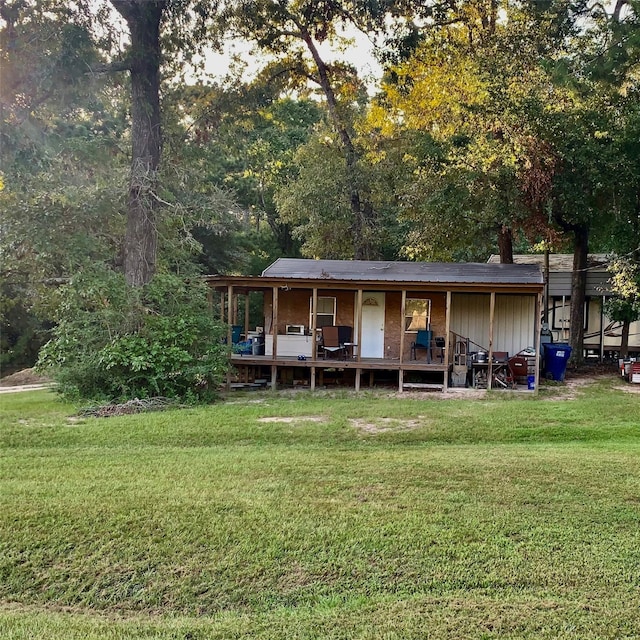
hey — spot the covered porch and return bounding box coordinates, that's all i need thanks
[206,259,544,393]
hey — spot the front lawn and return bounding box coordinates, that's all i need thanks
[1,381,639,638]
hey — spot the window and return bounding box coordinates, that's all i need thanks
[310,296,336,328]
[552,296,589,331]
[405,298,431,331]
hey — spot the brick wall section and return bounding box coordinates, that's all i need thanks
[386,292,447,359]
[263,288,447,360]
[264,289,356,334]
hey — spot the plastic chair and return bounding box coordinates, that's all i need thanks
[411,330,432,362]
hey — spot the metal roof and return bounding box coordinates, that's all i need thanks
[487,254,609,271]
[262,258,543,285]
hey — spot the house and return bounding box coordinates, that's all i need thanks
[206,258,545,392]
[488,254,640,359]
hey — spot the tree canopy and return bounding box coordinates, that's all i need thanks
[1,0,640,375]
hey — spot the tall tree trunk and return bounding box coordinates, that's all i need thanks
[569,225,589,364]
[497,225,513,263]
[620,319,630,358]
[111,0,165,287]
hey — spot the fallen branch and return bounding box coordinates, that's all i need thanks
[77,397,180,418]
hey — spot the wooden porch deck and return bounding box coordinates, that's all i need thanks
[229,353,451,392]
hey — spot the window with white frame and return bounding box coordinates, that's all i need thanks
[310,296,336,328]
[405,298,431,331]
[552,296,589,331]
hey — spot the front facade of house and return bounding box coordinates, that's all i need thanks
[207,259,544,392]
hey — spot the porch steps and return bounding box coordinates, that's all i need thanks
[229,382,268,391]
[401,383,444,392]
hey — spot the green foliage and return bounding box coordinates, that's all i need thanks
[603,257,640,324]
[163,80,323,263]
[0,279,50,372]
[37,269,228,402]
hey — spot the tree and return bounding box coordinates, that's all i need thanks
[371,0,639,361]
[78,0,223,285]
[603,257,640,358]
[109,0,165,286]
[224,0,384,259]
[163,75,323,263]
[368,2,563,262]
[0,0,130,367]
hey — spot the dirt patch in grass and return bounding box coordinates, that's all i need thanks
[257,416,326,424]
[350,416,427,434]
[0,368,50,387]
[614,383,640,394]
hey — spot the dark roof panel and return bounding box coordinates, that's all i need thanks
[262,258,543,285]
[488,253,609,271]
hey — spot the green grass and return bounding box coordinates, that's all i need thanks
[1,381,639,638]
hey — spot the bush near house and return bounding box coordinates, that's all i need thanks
[37,269,227,402]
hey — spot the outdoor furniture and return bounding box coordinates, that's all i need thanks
[433,336,446,363]
[320,326,354,359]
[493,355,527,388]
[410,330,432,362]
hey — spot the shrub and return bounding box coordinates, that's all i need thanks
[38,268,228,402]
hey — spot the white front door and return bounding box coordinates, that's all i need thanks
[360,292,385,358]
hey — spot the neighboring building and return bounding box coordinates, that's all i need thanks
[487,254,640,359]
[207,258,544,391]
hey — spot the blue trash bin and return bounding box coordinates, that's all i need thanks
[543,343,572,381]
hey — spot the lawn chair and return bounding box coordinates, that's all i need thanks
[410,330,432,362]
[320,326,351,359]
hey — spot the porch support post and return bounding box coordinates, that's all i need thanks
[488,291,496,390]
[444,290,452,391]
[398,367,404,393]
[355,368,361,392]
[600,295,606,362]
[310,366,316,391]
[534,290,543,395]
[226,285,234,391]
[311,288,318,359]
[356,289,363,362]
[400,290,407,364]
[227,285,234,343]
[244,293,250,337]
[271,286,279,391]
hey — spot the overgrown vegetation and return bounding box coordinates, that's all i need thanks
[1,381,639,638]
[37,269,228,403]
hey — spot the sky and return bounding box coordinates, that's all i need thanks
[200,28,383,89]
